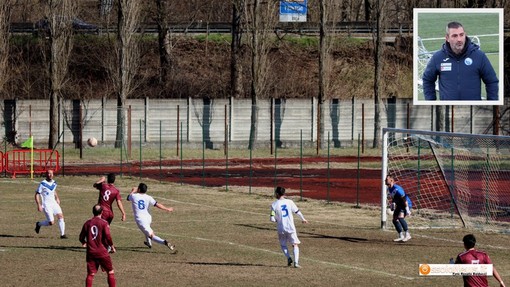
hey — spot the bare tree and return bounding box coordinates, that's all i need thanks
[244,0,278,149]
[230,0,245,99]
[155,0,172,84]
[43,0,76,149]
[372,0,385,148]
[0,0,12,98]
[0,1,13,144]
[110,0,141,148]
[318,0,341,152]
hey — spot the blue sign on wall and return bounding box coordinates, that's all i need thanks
[280,0,307,22]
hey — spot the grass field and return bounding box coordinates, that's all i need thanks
[418,12,500,53]
[1,175,509,287]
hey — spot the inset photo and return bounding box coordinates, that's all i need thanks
[413,8,504,106]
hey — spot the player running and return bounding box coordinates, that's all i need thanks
[127,183,177,252]
[79,204,117,287]
[34,169,67,239]
[270,186,308,268]
[386,174,412,242]
[93,173,126,225]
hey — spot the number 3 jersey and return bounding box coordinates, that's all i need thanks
[270,198,300,234]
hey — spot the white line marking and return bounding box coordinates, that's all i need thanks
[113,224,415,280]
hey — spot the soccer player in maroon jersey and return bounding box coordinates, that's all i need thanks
[79,204,117,287]
[455,234,505,287]
[93,173,126,224]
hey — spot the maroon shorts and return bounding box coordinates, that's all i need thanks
[101,210,114,224]
[87,255,114,274]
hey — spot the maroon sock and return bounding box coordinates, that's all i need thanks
[86,274,94,287]
[107,273,116,287]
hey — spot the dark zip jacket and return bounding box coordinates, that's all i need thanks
[422,37,499,101]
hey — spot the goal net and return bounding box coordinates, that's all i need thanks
[381,128,510,233]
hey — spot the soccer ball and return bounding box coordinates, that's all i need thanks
[87,137,98,147]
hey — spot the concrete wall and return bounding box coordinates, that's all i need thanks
[2,98,505,148]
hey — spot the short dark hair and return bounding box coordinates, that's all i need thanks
[138,183,148,193]
[92,204,103,216]
[275,186,285,197]
[446,21,464,34]
[107,173,116,184]
[463,234,476,249]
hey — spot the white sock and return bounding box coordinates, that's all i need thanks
[293,245,300,264]
[152,235,165,245]
[58,218,65,236]
[280,245,290,258]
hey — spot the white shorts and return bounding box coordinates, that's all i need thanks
[43,203,63,222]
[135,217,153,237]
[278,231,301,246]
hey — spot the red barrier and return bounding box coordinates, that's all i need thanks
[5,149,59,178]
[0,151,3,172]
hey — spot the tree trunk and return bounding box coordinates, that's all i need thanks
[435,106,445,131]
[115,0,141,148]
[364,0,371,21]
[249,98,258,150]
[47,0,75,149]
[245,0,276,149]
[0,1,12,97]
[318,0,326,152]
[230,2,243,99]
[49,91,60,148]
[156,0,171,84]
[248,0,260,150]
[372,0,384,148]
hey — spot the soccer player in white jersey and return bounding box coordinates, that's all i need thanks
[127,183,176,252]
[34,169,67,239]
[270,186,308,268]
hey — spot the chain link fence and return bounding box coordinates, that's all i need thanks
[2,98,509,205]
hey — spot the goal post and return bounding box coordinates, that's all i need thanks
[382,128,510,233]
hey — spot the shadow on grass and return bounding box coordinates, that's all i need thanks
[115,246,166,253]
[235,224,368,243]
[0,243,172,254]
[0,234,34,238]
[235,224,434,247]
[185,262,276,268]
[0,244,84,253]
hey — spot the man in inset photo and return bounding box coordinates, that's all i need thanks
[422,21,498,101]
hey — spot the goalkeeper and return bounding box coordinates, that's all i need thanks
[385,175,412,242]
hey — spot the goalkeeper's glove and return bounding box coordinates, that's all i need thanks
[405,206,411,215]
